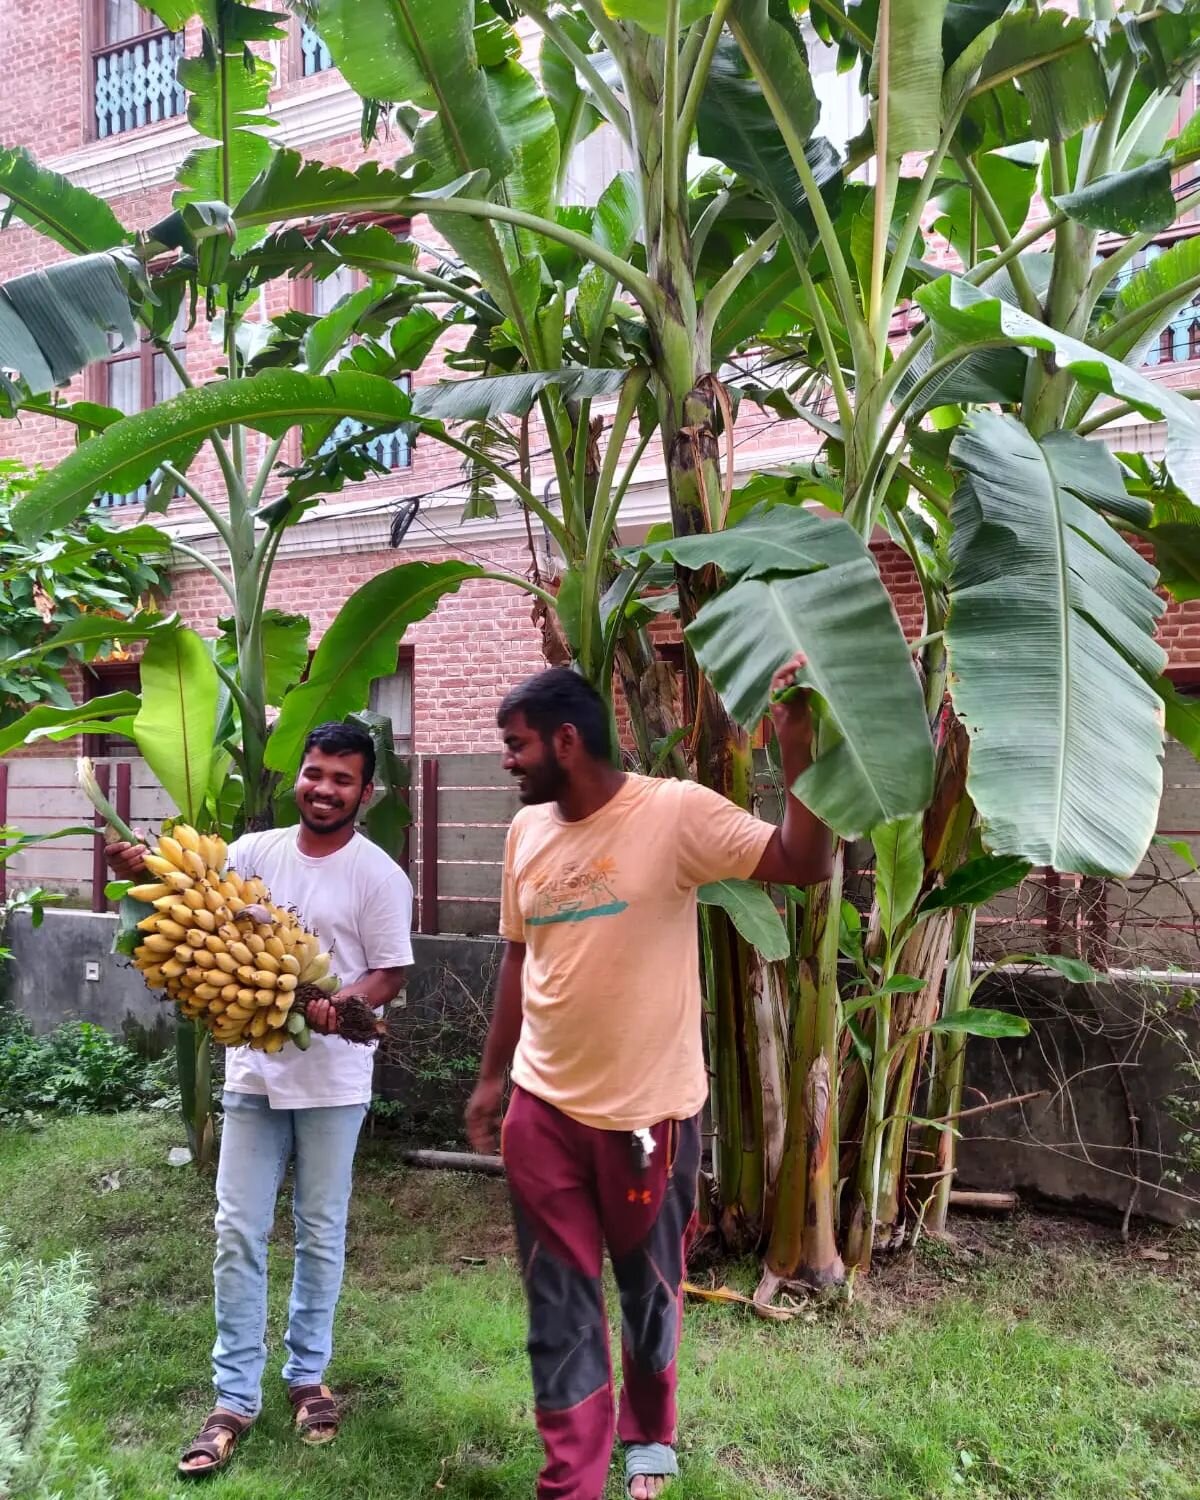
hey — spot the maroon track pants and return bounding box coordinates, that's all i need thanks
[501,1085,702,1500]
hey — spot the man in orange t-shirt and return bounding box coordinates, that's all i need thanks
[466,659,830,1500]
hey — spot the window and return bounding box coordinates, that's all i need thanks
[297,268,415,470]
[89,1,186,140]
[368,648,414,754]
[84,660,141,759]
[296,18,335,77]
[808,26,867,156]
[94,314,187,508]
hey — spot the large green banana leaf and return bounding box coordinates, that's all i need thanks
[918,275,1200,500]
[867,0,949,163]
[1052,157,1177,238]
[0,148,128,254]
[627,507,935,837]
[0,692,141,757]
[234,151,432,228]
[698,25,841,260]
[12,371,415,540]
[413,367,626,420]
[133,627,221,825]
[602,0,718,31]
[1102,235,1200,369]
[315,0,558,339]
[216,610,310,708]
[946,412,1166,878]
[265,561,483,777]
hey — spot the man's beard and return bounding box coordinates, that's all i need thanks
[297,801,360,835]
[517,760,568,805]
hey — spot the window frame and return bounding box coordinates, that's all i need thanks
[83,658,142,760]
[84,1,181,144]
[367,644,416,756]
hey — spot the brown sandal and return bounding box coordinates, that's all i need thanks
[177,1407,254,1479]
[288,1382,340,1446]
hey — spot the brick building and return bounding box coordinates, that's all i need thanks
[1,5,1199,930]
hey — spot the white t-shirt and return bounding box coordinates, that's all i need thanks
[222,827,414,1109]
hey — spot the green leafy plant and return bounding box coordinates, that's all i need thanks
[0,1232,112,1500]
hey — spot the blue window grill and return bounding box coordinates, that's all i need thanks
[93,30,186,139]
[300,21,334,76]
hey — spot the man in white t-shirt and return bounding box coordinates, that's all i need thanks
[107,721,413,1478]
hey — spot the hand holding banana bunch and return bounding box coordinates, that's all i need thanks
[125,824,381,1053]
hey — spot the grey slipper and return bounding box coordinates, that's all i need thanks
[625,1442,679,1495]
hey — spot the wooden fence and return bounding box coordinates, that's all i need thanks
[4,746,1200,966]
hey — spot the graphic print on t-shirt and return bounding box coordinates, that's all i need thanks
[527,856,628,927]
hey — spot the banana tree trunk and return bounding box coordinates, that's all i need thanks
[761,844,846,1291]
[923,906,976,1233]
[842,715,973,1269]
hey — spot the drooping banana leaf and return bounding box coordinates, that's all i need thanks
[0,251,142,398]
[265,561,483,776]
[946,411,1167,878]
[627,507,935,837]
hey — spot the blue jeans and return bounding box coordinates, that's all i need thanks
[212,1090,367,1417]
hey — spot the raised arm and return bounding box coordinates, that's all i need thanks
[749,653,833,888]
[465,939,526,1153]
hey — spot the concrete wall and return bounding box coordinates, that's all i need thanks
[5,911,1198,1224]
[4,908,176,1053]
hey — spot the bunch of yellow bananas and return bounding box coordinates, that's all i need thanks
[126,824,338,1052]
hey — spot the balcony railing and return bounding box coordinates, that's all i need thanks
[95,471,175,510]
[299,21,334,77]
[93,31,186,139]
[319,419,411,471]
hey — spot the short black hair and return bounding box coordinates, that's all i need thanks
[497,668,611,760]
[301,721,376,784]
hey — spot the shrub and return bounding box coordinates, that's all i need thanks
[0,1015,176,1123]
[0,1232,112,1499]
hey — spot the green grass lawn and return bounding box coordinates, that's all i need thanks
[0,1113,1196,1500]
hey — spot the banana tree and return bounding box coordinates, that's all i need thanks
[6,0,1200,1276]
[285,0,1200,1273]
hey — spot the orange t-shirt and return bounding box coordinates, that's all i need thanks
[500,774,775,1131]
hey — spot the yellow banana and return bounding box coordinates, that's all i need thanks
[157,835,187,871]
[174,824,201,855]
[300,952,331,984]
[127,882,172,903]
